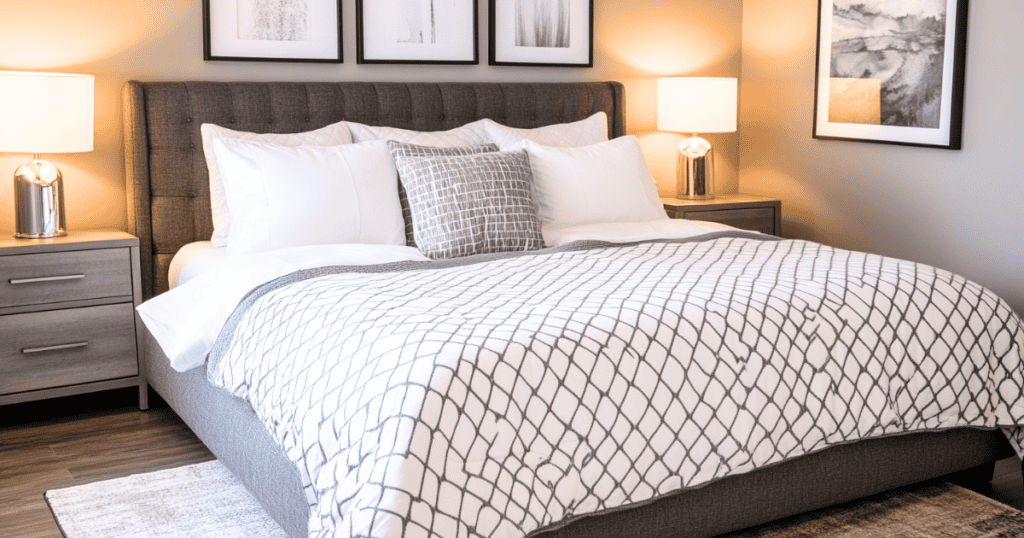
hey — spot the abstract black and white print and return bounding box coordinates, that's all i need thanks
[237,0,311,41]
[393,0,457,44]
[358,0,476,63]
[829,0,946,127]
[515,0,570,48]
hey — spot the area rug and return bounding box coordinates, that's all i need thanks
[46,460,1024,538]
[720,481,1024,537]
[45,460,288,538]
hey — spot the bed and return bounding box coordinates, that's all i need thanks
[123,80,1022,538]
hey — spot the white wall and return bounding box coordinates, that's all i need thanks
[0,0,743,235]
[739,0,1024,315]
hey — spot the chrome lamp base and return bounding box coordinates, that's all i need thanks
[676,136,715,200]
[14,157,67,239]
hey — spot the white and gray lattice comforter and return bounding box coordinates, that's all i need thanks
[205,232,1024,538]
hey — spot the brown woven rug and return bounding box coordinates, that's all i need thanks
[720,481,1024,537]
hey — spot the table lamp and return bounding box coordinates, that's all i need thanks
[0,71,94,239]
[657,77,737,200]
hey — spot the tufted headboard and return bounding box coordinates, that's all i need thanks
[122,81,625,298]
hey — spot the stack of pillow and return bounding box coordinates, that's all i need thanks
[201,111,668,261]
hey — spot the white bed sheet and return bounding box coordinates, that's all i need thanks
[168,241,229,289]
[140,220,731,373]
[543,219,736,247]
[140,244,431,372]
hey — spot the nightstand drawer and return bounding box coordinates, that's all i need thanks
[0,248,132,308]
[684,207,776,235]
[0,303,138,395]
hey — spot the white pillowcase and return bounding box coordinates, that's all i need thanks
[512,136,668,232]
[167,241,227,289]
[201,120,353,247]
[211,138,405,256]
[484,112,608,150]
[347,119,490,147]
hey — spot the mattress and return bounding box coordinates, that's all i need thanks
[168,241,228,289]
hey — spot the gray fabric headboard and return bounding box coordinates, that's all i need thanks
[123,81,625,298]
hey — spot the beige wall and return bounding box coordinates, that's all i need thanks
[3,0,1018,314]
[739,0,1024,315]
[0,0,743,235]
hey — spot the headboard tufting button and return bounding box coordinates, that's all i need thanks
[186,117,193,123]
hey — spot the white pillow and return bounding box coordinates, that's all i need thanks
[167,241,227,289]
[513,136,668,232]
[211,138,405,256]
[484,112,608,150]
[347,119,490,147]
[200,120,353,247]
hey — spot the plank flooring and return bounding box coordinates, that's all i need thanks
[1,388,213,538]
[1,387,1022,538]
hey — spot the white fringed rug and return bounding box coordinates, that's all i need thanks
[45,460,288,538]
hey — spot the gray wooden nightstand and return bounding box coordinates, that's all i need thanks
[0,230,147,409]
[662,194,782,237]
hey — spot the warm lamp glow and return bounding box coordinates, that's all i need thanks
[1,71,94,239]
[657,77,738,134]
[657,77,737,200]
[828,77,881,125]
[0,71,94,154]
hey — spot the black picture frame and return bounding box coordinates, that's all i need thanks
[356,0,479,65]
[203,0,342,63]
[488,0,594,67]
[812,0,969,149]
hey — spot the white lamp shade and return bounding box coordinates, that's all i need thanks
[657,77,737,134]
[0,71,94,154]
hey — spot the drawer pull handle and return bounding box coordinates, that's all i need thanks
[10,274,86,285]
[22,342,90,354]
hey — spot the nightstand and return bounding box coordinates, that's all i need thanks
[0,230,147,409]
[662,194,782,237]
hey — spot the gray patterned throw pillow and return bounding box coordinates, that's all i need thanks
[387,141,500,248]
[392,150,544,260]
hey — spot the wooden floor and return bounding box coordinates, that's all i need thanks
[2,388,1022,538]
[0,388,214,538]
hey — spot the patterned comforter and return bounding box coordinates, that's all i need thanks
[206,232,1024,538]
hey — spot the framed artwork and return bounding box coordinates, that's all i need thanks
[489,0,594,67]
[812,0,969,149]
[356,0,478,64]
[203,0,342,62]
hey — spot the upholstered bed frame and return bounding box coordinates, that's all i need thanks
[123,80,1012,538]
